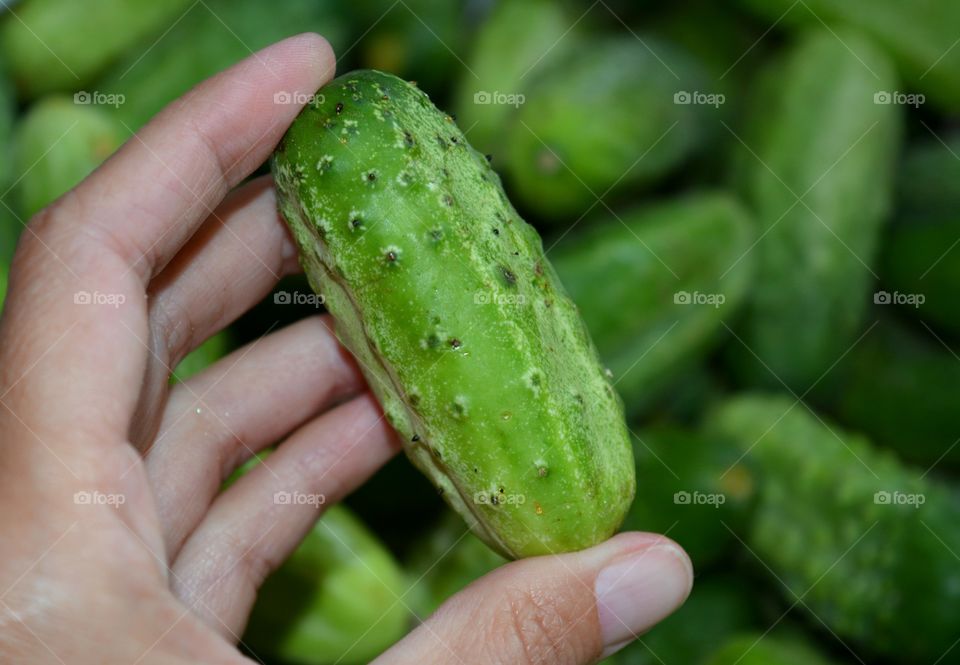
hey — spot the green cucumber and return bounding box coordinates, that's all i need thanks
[349,0,467,98]
[704,395,960,662]
[602,576,759,665]
[622,426,754,569]
[452,0,578,156]
[272,70,635,559]
[405,510,507,618]
[170,331,230,383]
[504,35,711,218]
[706,632,837,665]
[244,504,410,665]
[880,133,960,337]
[0,0,192,98]
[13,96,126,218]
[97,0,345,131]
[729,29,902,391]
[736,0,960,112]
[551,193,754,417]
[814,315,960,466]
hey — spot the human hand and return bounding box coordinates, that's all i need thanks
[0,34,692,665]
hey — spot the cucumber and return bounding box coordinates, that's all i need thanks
[706,632,837,665]
[880,133,960,337]
[728,29,902,392]
[244,504,410,665]
[452,0,578,156]
[814,315,960,466]
[602,576,758,665]
[170,331,230,383]
[272,70,634,559]
[504,35,711,218]
[737,0,960,112]
[97,0,345,131]
[0,0,193,98]
[405,511,507,618]
[551,193,754,417]
[704,395,960,661]
[622,426,754,569]
[12,96,126,218]
[348,0,467,99]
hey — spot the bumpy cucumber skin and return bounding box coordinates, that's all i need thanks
[737,0,960,112]
[273,70,635,559]
[14,96,126,218]
[505,36,709,218]
[453,0,576,155]
[245,505,410,665]
[706,395,960,661]
[98,0,345,130]
[0,0,193,98]
[880,133,960,336]
[815,316,960,466]
[730,29,902,391]
[552,193,754,417]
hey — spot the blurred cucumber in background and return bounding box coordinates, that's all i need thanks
[12,95,126,217]
[0,0,194,98]
[97,0,347,131]
[552,193,753,417]
[705,632,839,665]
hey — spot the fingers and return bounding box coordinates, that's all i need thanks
[57,33,335,284]
[146,315,365,559]
[130,175,300,444]
[379,533,693,665]
[168,392,400,637]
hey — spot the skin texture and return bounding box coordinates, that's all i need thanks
[0,35,691,665]
[273,70,635,559]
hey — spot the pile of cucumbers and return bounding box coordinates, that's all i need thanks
[2,0,959,663]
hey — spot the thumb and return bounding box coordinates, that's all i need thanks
[379,532,693,665]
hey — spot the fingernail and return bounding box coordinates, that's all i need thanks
[595,541,693,658]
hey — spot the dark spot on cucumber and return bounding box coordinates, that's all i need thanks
[335,102,344,114]
[500,266,517,286]
[450,136,458,144]
[449,338,462,349]
[485,154,493,163]
[430,229,443,242]
[426,333,441,349]
[490,494,499,505]
[367,171,377,182]
[386,250,397,262]
[411,434,421,442]
[534,262,543,276]
[442,194,454,207]
[403,130,415,147]
[350,217,363,230]
[493,228,500,236]
[538,466,549,477]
